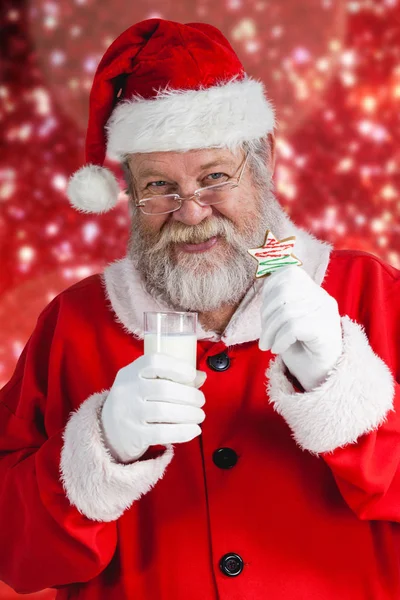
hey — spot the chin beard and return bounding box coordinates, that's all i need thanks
[135,241,257,312]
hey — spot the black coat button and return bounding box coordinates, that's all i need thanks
[213,448,238,469]
[207,352,230,372]
[219,553,244,577]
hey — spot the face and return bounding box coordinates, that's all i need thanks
[127,145,274,313]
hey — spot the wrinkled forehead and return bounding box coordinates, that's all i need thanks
[128,147,244,180]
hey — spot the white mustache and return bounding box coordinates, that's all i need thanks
[148,218,239,254]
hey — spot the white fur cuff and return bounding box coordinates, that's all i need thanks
[60,391,174,521]
[267,316,395,454]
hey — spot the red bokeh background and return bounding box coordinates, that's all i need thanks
[1,0,399,598]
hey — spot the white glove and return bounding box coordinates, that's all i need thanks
[259,266,343,391]
[101,353,207,463]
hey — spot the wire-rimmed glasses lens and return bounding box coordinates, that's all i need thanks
[137,181,239,215]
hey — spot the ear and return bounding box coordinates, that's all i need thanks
[267,132,276,175]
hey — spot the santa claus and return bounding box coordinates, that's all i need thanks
[0,18,399,600]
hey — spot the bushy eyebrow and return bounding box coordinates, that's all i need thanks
[137,159,236,181]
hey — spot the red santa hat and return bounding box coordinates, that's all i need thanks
[67,18,275,214]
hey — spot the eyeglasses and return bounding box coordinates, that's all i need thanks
[135,153,249,215]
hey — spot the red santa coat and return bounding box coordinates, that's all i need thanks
[0,227,399,599]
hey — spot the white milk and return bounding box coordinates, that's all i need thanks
[144,333,197,368]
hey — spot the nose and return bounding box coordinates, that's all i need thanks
[171,195,213,226]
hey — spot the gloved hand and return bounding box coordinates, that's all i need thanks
[101,353,207,463]
[259,266,343,391]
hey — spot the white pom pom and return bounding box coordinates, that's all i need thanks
[67,164,120,213]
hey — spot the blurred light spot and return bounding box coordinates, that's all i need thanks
[50,50,66,66]
[271,25,283,38]
[316,57,330,71]
[52,174,67,190]
[277,138,294,159]
[83,56,99,73]
[44,15,57,29]
[245,40,260,53]
[292,47,311,64]
[371,218,385,233]
[341,50,356,67]
[341,72,356,86]
[361,96,377,112]
[75,266,92,277]
[19,246,35,262]
[32,88,51,116]
[355,214,366,225]
[381,184,397,200]
[8,9,19,21]
[337,157,354,172]
[19,124,32,141]
[231,19,256,41]
[83,222,99,243]
[0,181,15,199]
[12,341,23,359]
[46,223,59,236]
[329,39,342,52]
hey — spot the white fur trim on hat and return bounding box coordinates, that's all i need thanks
[106,77,275,158]
[67,164,120,214]
[60,390,174,521]
[266,316,395,454]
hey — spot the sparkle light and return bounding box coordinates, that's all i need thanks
[329,39,342,52]
[337,157,354,172]
[83,222,99,243]
[341,50,356,67]
[292,47,311,64]
[245,40,260,53]
[355,214,367,226]
[12,341,23,359]
[46,223,59,236]
[316,57,330,71]
[227,0,242,9]
[83,56,99,73]
[276,138,294,159]
[43,15,57,29]
[52,174,67,190]
[7,9,19,21]
[31,88,51,116]
[50,50,66,66]
[231,18,256,40]
[357,120,388,142]
[381,184,397,200]
[271,25,284,38]
[371,218,386,233]
[0,0,399,413]
[19,246,35,262]
[361,96,377,112]
[0,181,15,199]
[341,71,356,86]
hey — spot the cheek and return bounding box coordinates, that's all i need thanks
[212,188,258,224]
[137,212,169,235]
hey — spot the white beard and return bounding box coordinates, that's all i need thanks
[128,190,288,313]
[141,244,258,312]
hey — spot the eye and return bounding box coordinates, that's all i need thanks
[148,181,168,187]
[208,172,225,180]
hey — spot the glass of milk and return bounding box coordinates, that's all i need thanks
[143,311,197,368]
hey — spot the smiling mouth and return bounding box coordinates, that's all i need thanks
[176,236,219,253]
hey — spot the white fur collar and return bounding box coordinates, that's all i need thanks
[102,222,331,347]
